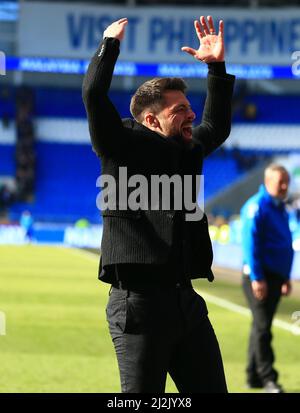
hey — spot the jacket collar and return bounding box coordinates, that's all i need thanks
[123,118,192,149]
[259,184,284,208]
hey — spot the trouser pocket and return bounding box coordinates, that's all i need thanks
[106,289,153,337]
[124,294,151,334]
[106,290,127,338]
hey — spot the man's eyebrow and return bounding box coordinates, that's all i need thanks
[172,103,191,111]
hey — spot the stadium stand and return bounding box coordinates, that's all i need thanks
[2,84,298,223]
[1,0,300,224]
[15,86,35,202]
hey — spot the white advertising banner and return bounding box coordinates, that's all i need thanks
[18,2,300,65]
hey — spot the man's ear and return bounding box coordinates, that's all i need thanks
[144,113,160,129]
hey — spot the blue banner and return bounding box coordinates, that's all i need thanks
[5,56,300,79]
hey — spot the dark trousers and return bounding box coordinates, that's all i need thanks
[242,272,284,384]
[106,283,227,393]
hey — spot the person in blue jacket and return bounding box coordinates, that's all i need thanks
[241,163,294,393]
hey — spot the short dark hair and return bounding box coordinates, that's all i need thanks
[130,77,188,122]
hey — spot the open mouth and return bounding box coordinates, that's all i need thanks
[182,126,192,139]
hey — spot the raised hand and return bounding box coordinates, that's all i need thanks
[181,16,224,63]
[103,18,128,41]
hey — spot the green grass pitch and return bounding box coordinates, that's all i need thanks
[0,245,299,393]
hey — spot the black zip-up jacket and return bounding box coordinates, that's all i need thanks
[82,37,235,284]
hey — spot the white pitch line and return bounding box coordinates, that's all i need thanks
[62,247,300,335]
[197,290,300,335]
[198,291,251,317]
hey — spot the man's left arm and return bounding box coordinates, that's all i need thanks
[193,64,235,157]
[181,16,235,157]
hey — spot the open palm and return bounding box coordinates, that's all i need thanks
[103,18,128,41]
[182,16,225,63]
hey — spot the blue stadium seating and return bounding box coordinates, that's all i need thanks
[203,151,242,200]
[1,85,300,123]
[0,144,15,175]
[6,143,252,223]
[8,143,102,223]
[0,86,297,223]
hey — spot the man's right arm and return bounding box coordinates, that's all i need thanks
[82,19,128,157]
[242,201,264,281]
[242,202,268,300]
